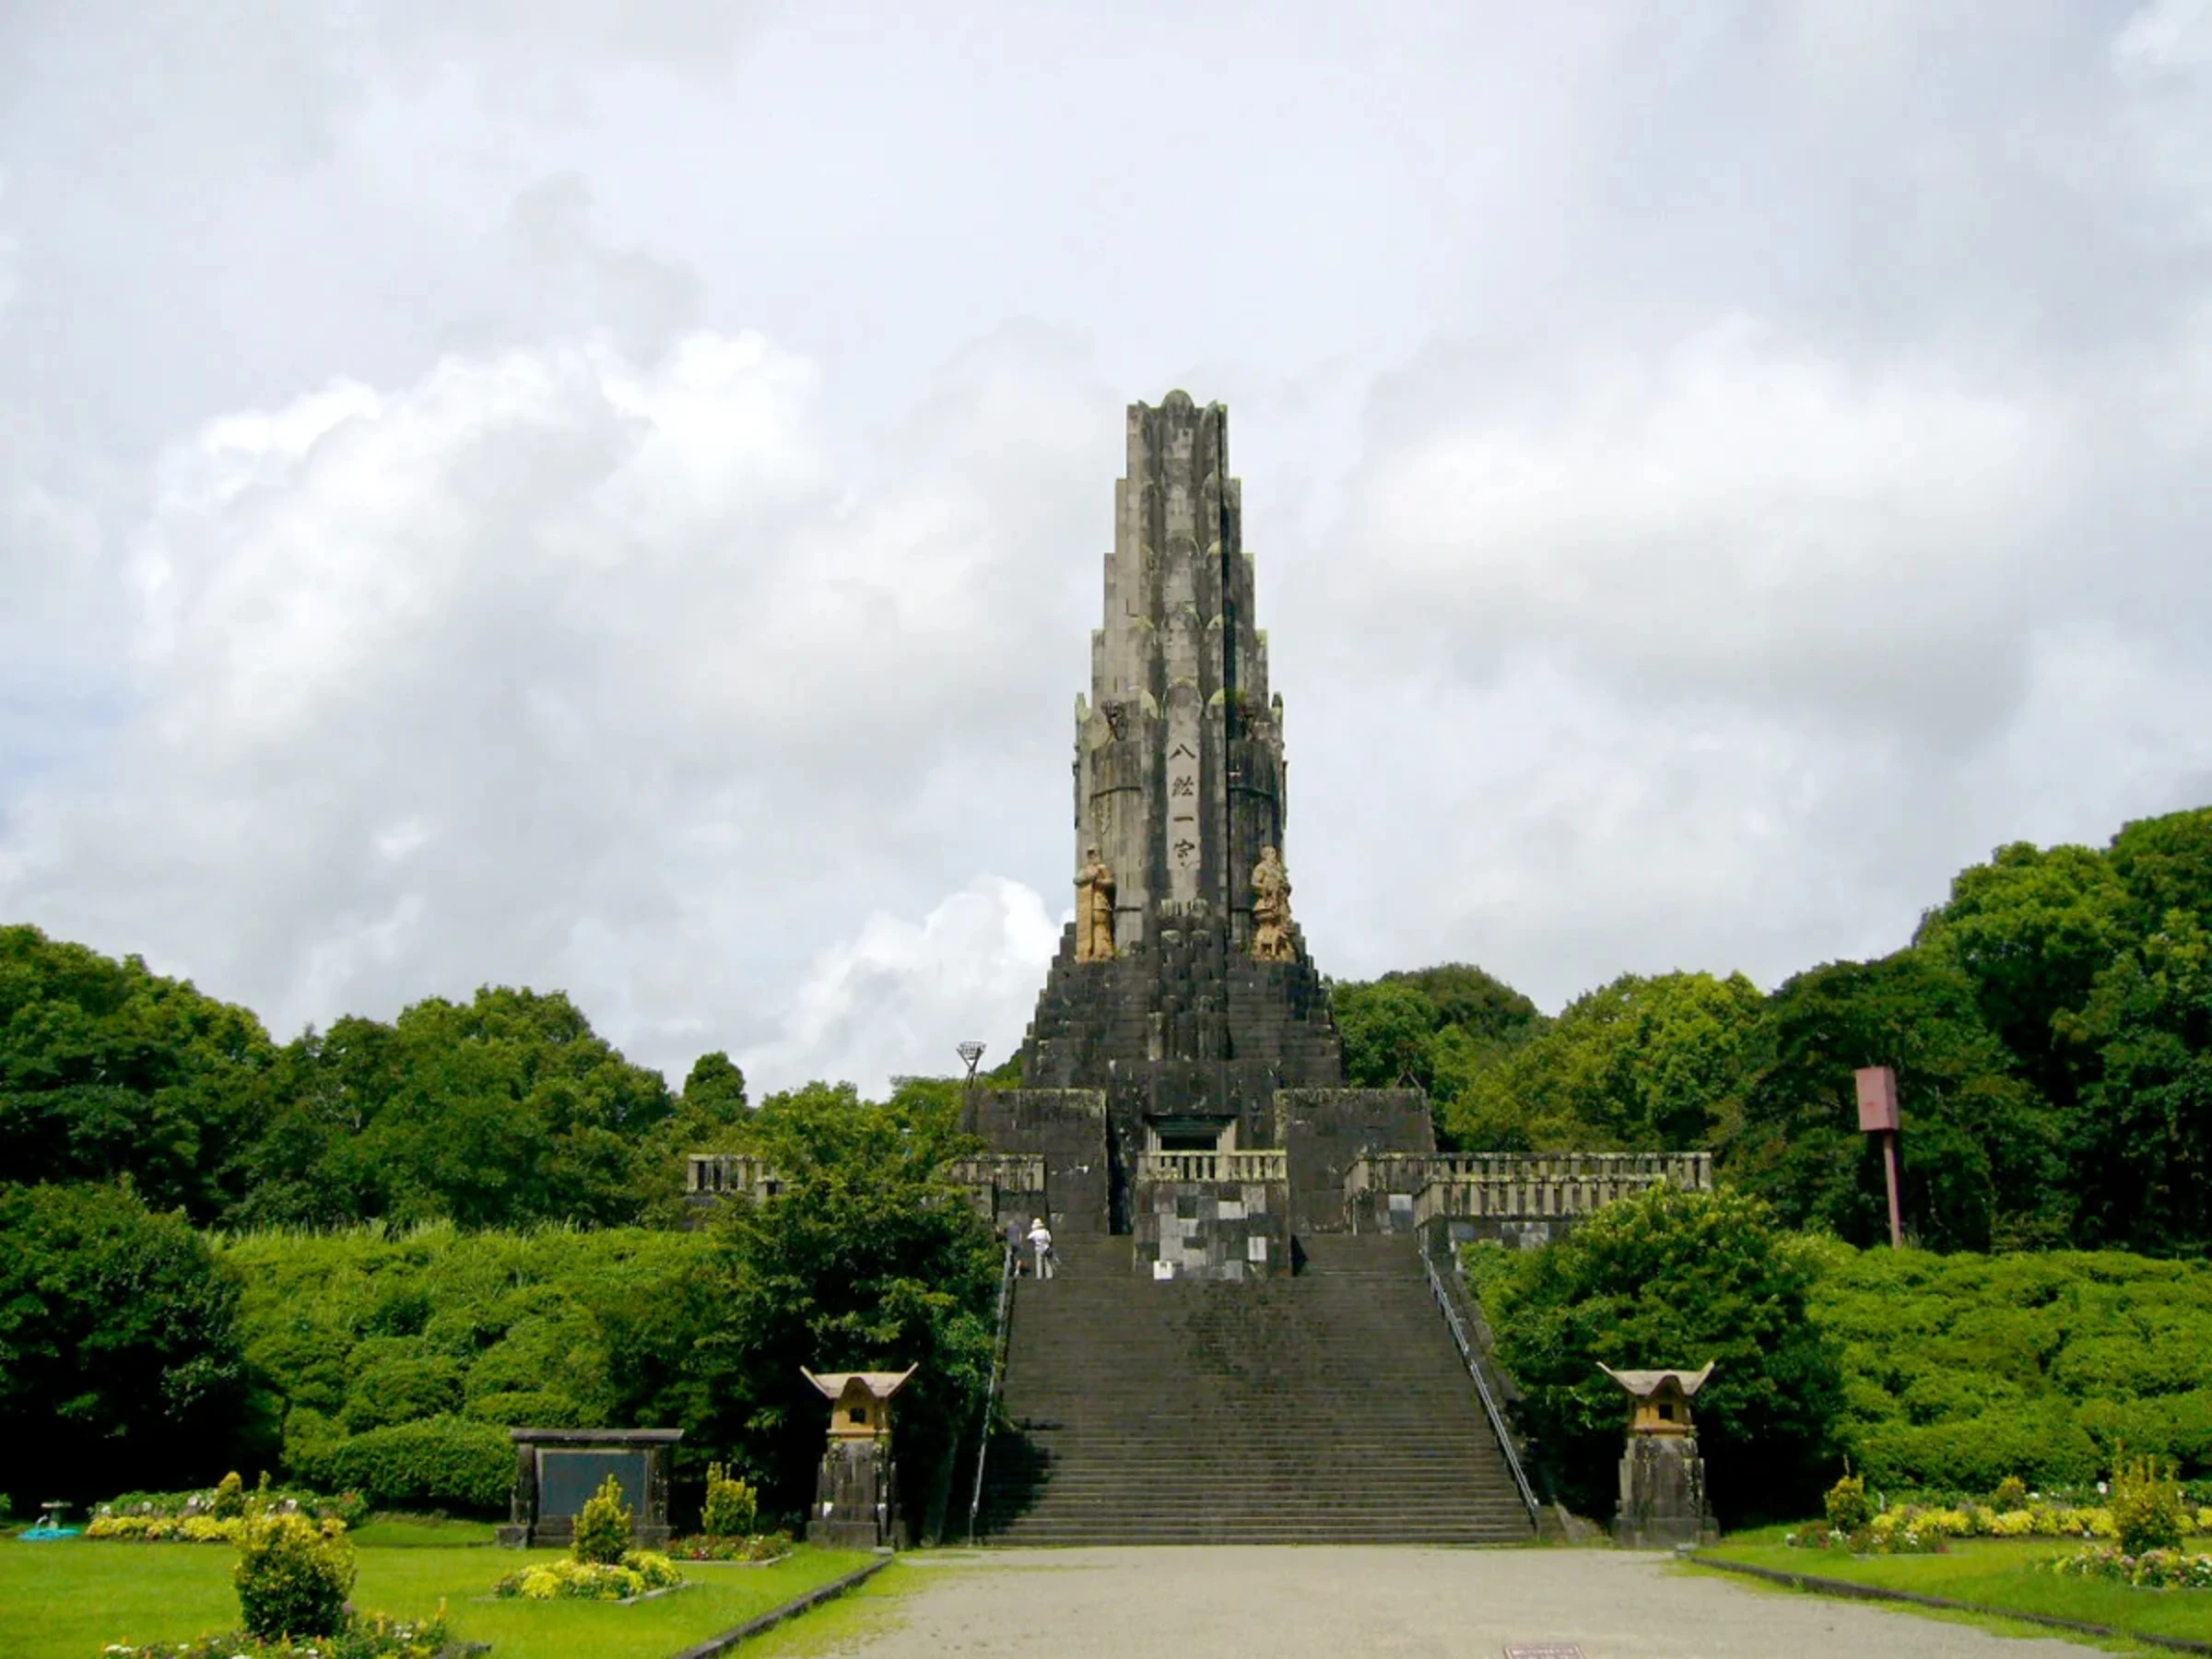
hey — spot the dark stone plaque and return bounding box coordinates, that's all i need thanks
[537,1448,647,1519]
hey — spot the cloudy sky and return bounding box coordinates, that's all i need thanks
[4,1,2210,1098]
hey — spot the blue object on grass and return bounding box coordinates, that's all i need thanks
[20,1501,80,1539]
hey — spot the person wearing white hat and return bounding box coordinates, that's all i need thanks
[1026,1216,1055,1280]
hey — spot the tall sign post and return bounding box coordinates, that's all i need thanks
[1853,1065,1904,1248]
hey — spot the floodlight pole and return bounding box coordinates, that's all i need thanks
[957,1041,986,1132]
[1854,1065,1905,1249]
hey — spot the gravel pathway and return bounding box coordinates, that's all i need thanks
[823,1547,2100,1658]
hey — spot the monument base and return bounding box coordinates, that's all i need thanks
[807,1439,904,1550]
[1613,1434,1717,1550]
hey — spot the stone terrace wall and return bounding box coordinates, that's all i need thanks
[961,1088,1112,1232]
[1273,1088,1433,1234]
[1133,1173,1290,1280]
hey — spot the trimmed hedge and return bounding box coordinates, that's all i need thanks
[217,1224,706,1487]
[295,1417,511,1516]
[1815,1245,2212,1495]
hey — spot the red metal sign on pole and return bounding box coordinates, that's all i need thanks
[1854,1065,1903,1248]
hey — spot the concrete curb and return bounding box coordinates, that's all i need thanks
[1688,1553,2212,1654]
[665,1553,896,1659]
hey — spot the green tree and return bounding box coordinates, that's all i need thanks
[1912,840,2129,1110]
[2106,807,2212,937]
[1332,963,1540,1109]
[619,1081,999,1530]
[679,1052,749,1128]
[1376,964,1540,1047]
[1731,953,2062,1252]
[0,925,277,1223]
[1470,1183,1842,1524]
[1334,979,1444,1091]
[2058,909,2212,1252]
[238,986,676,1229]
[1443,971,1763,1152]
[0,1182,253,1500]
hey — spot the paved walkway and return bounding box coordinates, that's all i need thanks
[823,1547,2100,1658]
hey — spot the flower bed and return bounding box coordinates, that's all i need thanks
[491,1550,683,1602]
[2047,1546,2212,1590]
[1785,1499,2212,1556]
[90,1479,369,1537]
[98,1606,460,1658]
[665,1531,794,1563]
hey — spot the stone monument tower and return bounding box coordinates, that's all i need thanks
[1074,390,1286,950]
[966,393,1433,1260]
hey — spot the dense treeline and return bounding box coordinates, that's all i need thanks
[3,800,2208,1524]
[1335,804,2212,1256]
[0,926,751,1230]
[0,1082,997,1517]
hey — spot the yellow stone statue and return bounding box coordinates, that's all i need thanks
[1251,844,1294,961]
[1076,845,1117,961]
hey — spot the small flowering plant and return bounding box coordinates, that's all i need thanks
[99,1602,456,1657]
[665,1528,794,1563]
[2046,1546,2212,1591]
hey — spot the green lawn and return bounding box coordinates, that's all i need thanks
[0,1535,878,1659]
[1700,1535,2212,1649]
[349,1515,500,1548]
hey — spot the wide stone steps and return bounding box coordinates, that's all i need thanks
[974,1232,1534,1547]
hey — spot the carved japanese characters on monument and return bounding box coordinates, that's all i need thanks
[1075,845,1117,961]
[1250,845,1294,961]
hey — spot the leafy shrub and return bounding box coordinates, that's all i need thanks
[1467,1183,1843,1523]
[298,1416,510,1515]
[572,1473,633,1564]
[2112,1453,2188,1555]
[700,1462,758,1537]
[234,1512,357,1641]
[210,1472,247,1521]
[1993,1474,2029,1510]
[494,1550,679,1601]
[464,1389,584,1429]
[1825,1471,1874,1535]
[340,1351,465,1434]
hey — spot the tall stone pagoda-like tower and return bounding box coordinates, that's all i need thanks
[966,392,1433,1263]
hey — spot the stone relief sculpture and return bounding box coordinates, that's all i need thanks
[1076,845,1117,961]
[1250,844,1294,961]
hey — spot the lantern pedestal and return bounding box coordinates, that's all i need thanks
[802,1367,916,1550]
[1600,1363,1719,1549]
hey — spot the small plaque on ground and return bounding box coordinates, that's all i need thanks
[1504,1646,1585,1659]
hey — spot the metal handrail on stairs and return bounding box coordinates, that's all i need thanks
[1418,1230,1543,1532]
[965,1241,1018,1544]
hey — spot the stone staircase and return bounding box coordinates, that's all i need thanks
[975,1233,1536,1545]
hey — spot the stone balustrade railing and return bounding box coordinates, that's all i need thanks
[1413,1175,1688,1224]
[688,1151,1048,1201]
[945,1154,1048,1193]
[1345,1151,1712,1195]
[1136,1148,1289,1184]
[685,1153,784,1196]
